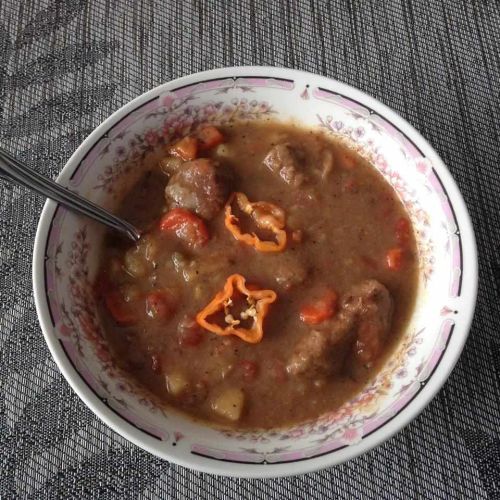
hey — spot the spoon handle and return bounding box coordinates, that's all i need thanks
[0,147,141,242]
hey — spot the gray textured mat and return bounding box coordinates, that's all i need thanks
[1,1,499,498]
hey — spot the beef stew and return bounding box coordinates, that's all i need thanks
[95,121,419,429]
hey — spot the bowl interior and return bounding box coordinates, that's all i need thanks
[34,68,473,476]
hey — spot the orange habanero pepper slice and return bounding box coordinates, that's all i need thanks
[224,192,287,252]
[195,274,277,344]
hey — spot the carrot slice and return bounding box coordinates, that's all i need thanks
[197,126,224,150]
[300,290,338,325]
[159,208,209,247]
[104,290,136,326]
[168,136,198,161]
[386,247,404,271]
[145,290,174,320]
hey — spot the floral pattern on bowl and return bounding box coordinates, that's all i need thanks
[33,67,477,478]
[90,95,277,194]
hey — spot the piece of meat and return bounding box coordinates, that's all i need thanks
[159,156,184,176]
[344,280,393,364]
[164,158,231,220]
[286,322,353,378]
[286,280,393,378]
[263,144,306,188]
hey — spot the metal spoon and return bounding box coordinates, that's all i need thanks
[0,146,141,242]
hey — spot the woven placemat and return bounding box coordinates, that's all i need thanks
[1,1,499,498]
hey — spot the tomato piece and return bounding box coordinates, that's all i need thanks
[168,136,198,161]
[386,247,404,271]
[104,290,136,326]
[159,208,209,248]
[178,317,204,347]
[395,217,411,245]
[197,126,224,150]
[240,360,258,381]
[179,329,203,347]
[145,290,174,320]
[299,290,338,325]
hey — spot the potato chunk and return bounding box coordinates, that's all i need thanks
[211,388,245,421]
[140,234,159,263]
[124,247,148,277]
[165,372,189,396]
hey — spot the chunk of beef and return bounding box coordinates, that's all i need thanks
[341,280,393,333]
[159,156,184,176]
[286,280,393,378]
[344,280,393,365]
[164,158,231,220]
[263,144,306,188]
[286,323,353,378]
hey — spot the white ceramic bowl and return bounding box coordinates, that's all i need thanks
[33,67,477,478]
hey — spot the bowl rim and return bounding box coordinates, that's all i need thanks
[32,66,478,478]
